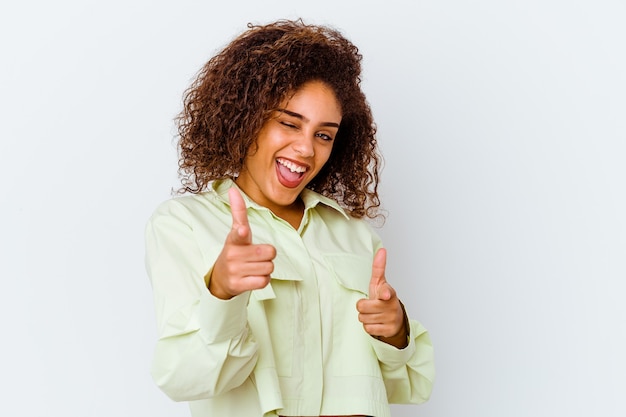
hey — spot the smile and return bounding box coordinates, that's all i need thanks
[276,158,308,188]
[277,158,307,173]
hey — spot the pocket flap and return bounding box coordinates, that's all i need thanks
[323,253,371,296]
[270,254,303,282]
[252,255,302,301]
[252,284,276,301]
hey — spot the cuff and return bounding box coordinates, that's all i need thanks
[197,289,251,343]
[371,320,421,368]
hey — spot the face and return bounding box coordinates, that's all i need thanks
[236,80,342,217]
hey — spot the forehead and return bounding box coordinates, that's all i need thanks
[280,80,342,120]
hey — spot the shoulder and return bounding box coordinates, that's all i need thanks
[150,193,215,220]
[150,180,232,218]
[147,183,233,233]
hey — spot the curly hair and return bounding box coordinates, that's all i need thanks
[176,19,382,218]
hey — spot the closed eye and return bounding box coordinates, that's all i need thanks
[280,121,298,129]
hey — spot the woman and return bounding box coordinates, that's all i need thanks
[145,19,434,417]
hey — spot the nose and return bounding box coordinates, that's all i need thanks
[292,132,315,158]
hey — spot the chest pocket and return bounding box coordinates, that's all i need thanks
[250,256,302,378]
[323,253,383,378]
[322,253,371,297]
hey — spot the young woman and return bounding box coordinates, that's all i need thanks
[145,19,434,417]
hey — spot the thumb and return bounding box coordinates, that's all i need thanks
[369,248,388,300]
[227,187,252,245]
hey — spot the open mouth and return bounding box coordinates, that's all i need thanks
[276,157,308,188]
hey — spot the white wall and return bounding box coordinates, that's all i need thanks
[1,1,624,416]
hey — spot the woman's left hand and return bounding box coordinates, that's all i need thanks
[356,248,408,349]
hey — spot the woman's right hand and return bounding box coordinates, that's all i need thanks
[208,187,277,299]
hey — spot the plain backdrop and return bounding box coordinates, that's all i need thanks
[1,1,625,416]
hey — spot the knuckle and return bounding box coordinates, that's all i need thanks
[223,247,238,261]
[226,263,240,277]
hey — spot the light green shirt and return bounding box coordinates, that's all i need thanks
[145,179,434,417]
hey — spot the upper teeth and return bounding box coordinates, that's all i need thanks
[278,158,306,173]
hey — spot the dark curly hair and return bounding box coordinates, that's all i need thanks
[176,19,382,218]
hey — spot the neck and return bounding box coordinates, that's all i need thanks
[273,198,305,230]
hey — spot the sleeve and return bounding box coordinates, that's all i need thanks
[144,199,259,402]
[367,226,436,404]
[370,318,435,404]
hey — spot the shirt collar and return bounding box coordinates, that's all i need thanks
[210,178,349,220]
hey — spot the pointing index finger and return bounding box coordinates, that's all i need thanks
[228,187,251,244]
[369,248,387,299]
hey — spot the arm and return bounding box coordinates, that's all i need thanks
[357,248,435,403]
[145,197,260,401]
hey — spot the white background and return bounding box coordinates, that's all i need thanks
[1,1,625,416]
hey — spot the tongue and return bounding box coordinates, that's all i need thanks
[278,163,302,182]
[277,162,304,188]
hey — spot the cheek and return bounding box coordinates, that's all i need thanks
[323,143,336,164]
[315,146,333,170]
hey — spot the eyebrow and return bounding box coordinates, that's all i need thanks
[277,108,341,128]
